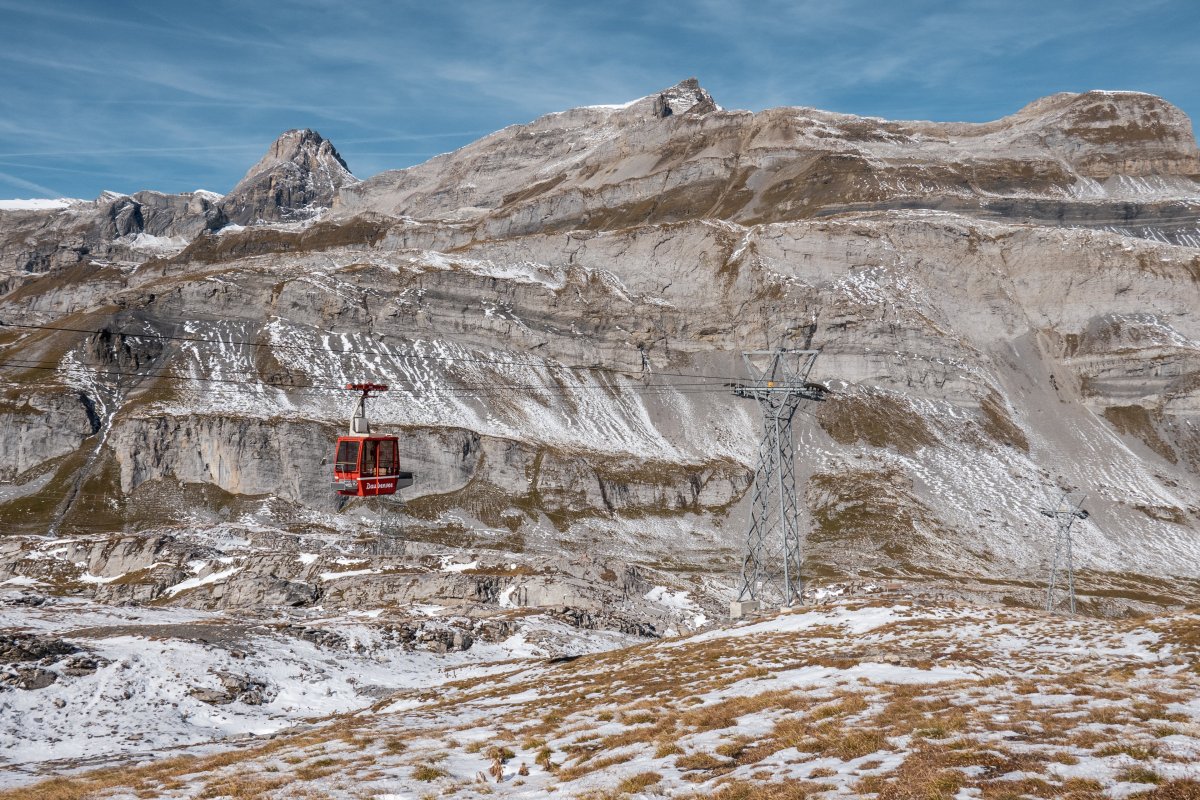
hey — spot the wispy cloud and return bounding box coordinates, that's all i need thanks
[0,159,130,178]
[0,170,62,198]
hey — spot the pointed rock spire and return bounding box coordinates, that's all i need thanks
[219,129,357,226]
[650,78,719,119]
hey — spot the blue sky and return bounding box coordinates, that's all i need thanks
[1,0,1198,199]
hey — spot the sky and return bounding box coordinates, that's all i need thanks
[1,0,1198,200]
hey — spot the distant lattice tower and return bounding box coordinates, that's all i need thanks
[731,350,828,616]
[1040,491,1088,614]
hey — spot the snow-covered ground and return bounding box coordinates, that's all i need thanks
[0,590,637,788]
[0,198,82,211]
[8,597,1200,798]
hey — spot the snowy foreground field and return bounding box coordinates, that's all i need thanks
[4,597,1200,799]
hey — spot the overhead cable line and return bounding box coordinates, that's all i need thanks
[0,320,750,384]
[0,359,745,400]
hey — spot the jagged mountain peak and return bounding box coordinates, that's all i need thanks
[577,77,720,120]
[243,128,352,180]
[647,77,720,118]
[220,128,357,226]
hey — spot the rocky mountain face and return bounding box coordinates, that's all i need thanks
[2,78,1200,638]
[220,128,357,225]
[0,129,354,296]
[335,84,1200,243]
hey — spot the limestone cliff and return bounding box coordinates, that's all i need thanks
[220,129,357,225]
[3,81,1200,616]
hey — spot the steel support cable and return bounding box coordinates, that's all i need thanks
[0,320,753,385]
[0,358,745,400]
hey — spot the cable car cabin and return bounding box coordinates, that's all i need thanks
[332,383,414,497]
[333,436,413,496]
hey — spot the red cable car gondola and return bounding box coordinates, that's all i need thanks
[332,383,414,497]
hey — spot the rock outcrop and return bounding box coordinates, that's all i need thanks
[334,85,1200,246]
[3,81,1200,613]
[219,129,356,225]
[0,129,353,303]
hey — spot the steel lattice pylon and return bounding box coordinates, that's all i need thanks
[1040,491,1088,614]
[733,349,827,609]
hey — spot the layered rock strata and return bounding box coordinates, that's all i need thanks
[2,80,1200,615]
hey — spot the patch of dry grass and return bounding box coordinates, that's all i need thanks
[556,752,636,782]
[1137,779,1200,799]
[1118,765,1162,785]
[198,775,292,798]
[1095,741,1159,760]
[0,723,347,800]
[683,778,828,799]
[293,756,346,781]
[411,764,448,781]
[675,751,733,772]
[680,689,808,732]
[615,771,662,793]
